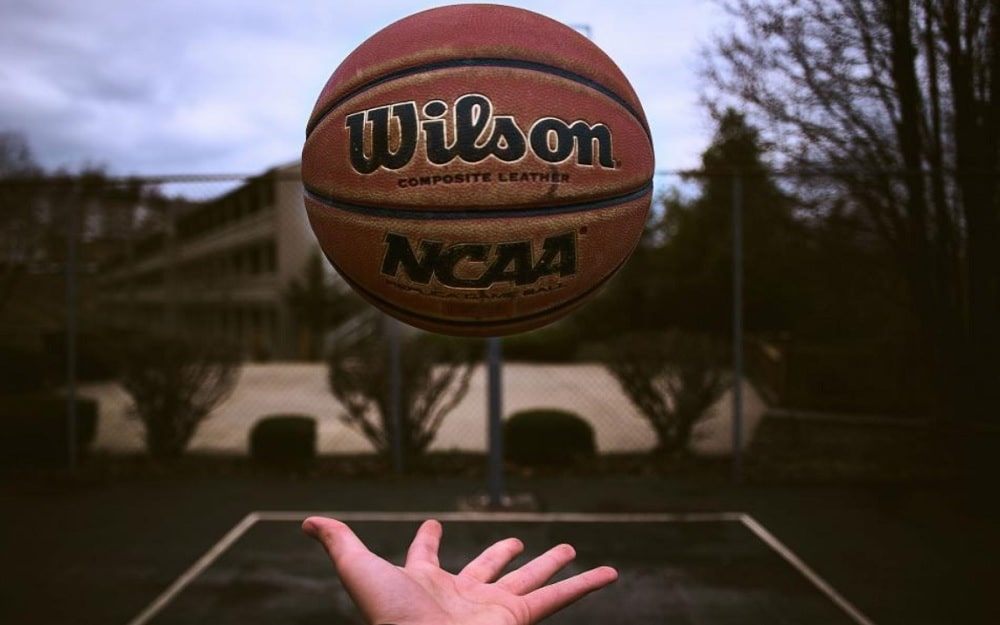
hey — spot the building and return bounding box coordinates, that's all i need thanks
[96,161,322,360]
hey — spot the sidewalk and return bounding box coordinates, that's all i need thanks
[78,362,767,457]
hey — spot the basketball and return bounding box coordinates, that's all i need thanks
[302,4,654,336]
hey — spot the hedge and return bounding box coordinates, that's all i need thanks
[0,393,97,466]
[504,408,596,468]
[249,414,317,471]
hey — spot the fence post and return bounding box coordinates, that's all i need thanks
[732,171,744,484]
[65,190,79,470]
[486,336,505,508]
[163,201,179,335]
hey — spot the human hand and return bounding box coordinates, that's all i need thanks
[302,516,618,625]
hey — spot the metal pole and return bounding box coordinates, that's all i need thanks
[486,336,505,508]
[164,202,178,335]
[731,172,744,484]
[65,192,79,469]
[386,315,403,474]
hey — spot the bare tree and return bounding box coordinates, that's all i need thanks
[117,332,240,461]
[599,331,729,457]
[327,328,475,465]
[0,142,166,319]
[0,132,47,311]
[705,0,999,423]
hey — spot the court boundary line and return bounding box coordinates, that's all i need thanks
[259,510,746,523]
[125,511,260,625]
[125,510,877,625]
[738,514,877,625]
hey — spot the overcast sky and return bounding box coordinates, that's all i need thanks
[1,0,727,178]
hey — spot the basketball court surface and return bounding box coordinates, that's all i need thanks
[126,511,875,625]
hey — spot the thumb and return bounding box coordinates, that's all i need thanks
[302,517,371,566]
[302,516,407,624]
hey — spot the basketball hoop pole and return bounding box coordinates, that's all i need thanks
[386,315,403,474]
[731,171,744,484]
[486,337,505,507]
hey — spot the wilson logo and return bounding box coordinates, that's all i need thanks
[381,232,577,288]
[346,94,614,174]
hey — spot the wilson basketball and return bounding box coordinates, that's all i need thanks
[302,4,654,336]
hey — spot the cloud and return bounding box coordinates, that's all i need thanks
[0,0,728,176]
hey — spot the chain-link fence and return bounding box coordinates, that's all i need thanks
[77,360,662,456]
[2,166,996,480]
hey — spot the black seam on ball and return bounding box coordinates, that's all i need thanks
[303,181,653,221]
[304,57,652,141]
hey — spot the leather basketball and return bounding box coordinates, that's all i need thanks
[302,4,654,336]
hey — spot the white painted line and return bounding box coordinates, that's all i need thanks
[126,510,874,625]
[258,510,746,524]
[739,514,878,625]
[124,512,260,625]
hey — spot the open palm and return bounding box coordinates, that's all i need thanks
[303,517,618,625]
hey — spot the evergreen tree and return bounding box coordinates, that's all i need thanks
[662,109,807,334]
[577,110,806,338]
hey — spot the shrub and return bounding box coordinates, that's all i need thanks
[0,342,46,394]
[328,328,475,466]
[42,330,118,383]
[115,331,239,462]
[0,393,97,466]
[596,331,728,457]
[249,414,317,471]
[504,408,596,468]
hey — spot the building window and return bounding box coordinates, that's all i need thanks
[249,245,261,275]
[264,241,276,273]
[257,177,275,209]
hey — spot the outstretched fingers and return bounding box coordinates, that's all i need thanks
[304,518,618,625]
[496,543,578,595]
[459,537,525,582]
[496,542,619,620]
[405,519,443,568]
[523,565,619,622]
